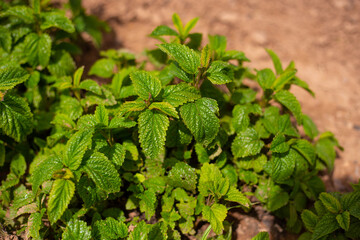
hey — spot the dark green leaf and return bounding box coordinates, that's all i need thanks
[319,192,342,214]
[336,211,350,231]
[41,11,75,33]
[301,209,318,232]
[312,213,339,240]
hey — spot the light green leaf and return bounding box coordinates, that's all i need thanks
[139,189,156,221]
[31,155,63,193]
[40,11,75,33]
[273,90,302,124]
[149,102,178,118]
[0,93,33,142]
[266,49,283,75]
[270,133,289,153]
[62,219,91,240]
[0,27,12,53]
[118,100,147,116]
[257,68,276,90]
[172,13,184,35]
[159,43,200,74]
[202,204,227,234]
[180,98,219,146]
[0,67,29,91]
[208,34,227,54]
[82,152,121,193]
[64,129,94,170]
[272,69,297,90]
[168,162,197,191]
[138,110,169,159]
[78,79,102,95]
[301,210,318,232]
[130,70,162,100]
[195,143,209,164]
[95,217,128,239]
[52,113,76,129]
[89,58,115,78]
[10,154,26,177]
[251,232,270,240]
[231,128,264,158]
[206,61,233,84]
[150,25,178,37]
[232,105,250,133]
[316,138,336,171]
[48,179,75,224]
[108,116,136,129]
[312,213,339,240]
[224,186,251,208]
[162,82,201,107]
[319,192,342,213]
[199,163,229,198]
[336,211,350,231]
[24,33,52,67]
[201,44,211,68]
[95,105,109,127]
[302,114,319,140]
[183,17,199,36]
[222,50,249,62]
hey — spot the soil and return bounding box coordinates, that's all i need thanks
[76,0,360,239]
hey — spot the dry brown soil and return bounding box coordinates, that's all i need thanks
[79,0,360,238]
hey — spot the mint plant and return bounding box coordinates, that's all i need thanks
[0,5,357,239]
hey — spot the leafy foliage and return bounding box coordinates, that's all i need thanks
[0,6,351,240]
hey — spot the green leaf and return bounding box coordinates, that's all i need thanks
[52,113,76,129]
[231,128,264,158]
[202,204,227,234]
[139,189,156,221]
[257,68,276,90]
[0,27,12,53]
[149,102,178,118]
[270,133,289,153]
[180,98,219,146]
[108,116,136,129]
[199,163,229,198]
[316,138,336,171]
[40,11,75,33]
[301,209,318,232]
[0,143,4,167]
[206,61,233,84]
[150,25,178,37]
[159,43,200,74]
[336,211,350,231]
[48,50,75,77]
[89,58,115,78]
[183,17,199,36]
[208,34,227,54]
[266,49,283,74]
[222,50,249,62]
[319,192,342,214]
[24,33,52,67]
[10,154,26,177]
[255,180,289,211]
[62,219,91,240]
[0,67,29,91]
[95,105,109,127]
[292,139,316,166]
[251,232,270,240]
[48,179,75,224]
[64,129,94,170]
[95,217,128,239]
[293,76,315,96]
[312,213,339,240]
[82,152,121,193]
[349,201,360,219]
[168,62,192,83]
[268,149,298,181]
[195,143,210,163]
[165,120,192,147]
[27,209,45,239]
[201,44,211,68]
[272,69,297,90]
[1,6,35,24]
[172,13,184,36]
[130,70,162,100]
[138,110,169,159]
[31,155,63,193]
[224,186,251,208]
[73,66,84,88]
[162,82,201,107]
[232,105,250,133]
[302,114,319,140]
[168,162,197,191]
[118,100,147,116]
[273,90,302,124]
[0,93,33,142]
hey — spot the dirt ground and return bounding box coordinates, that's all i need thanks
[79,0,360,238]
